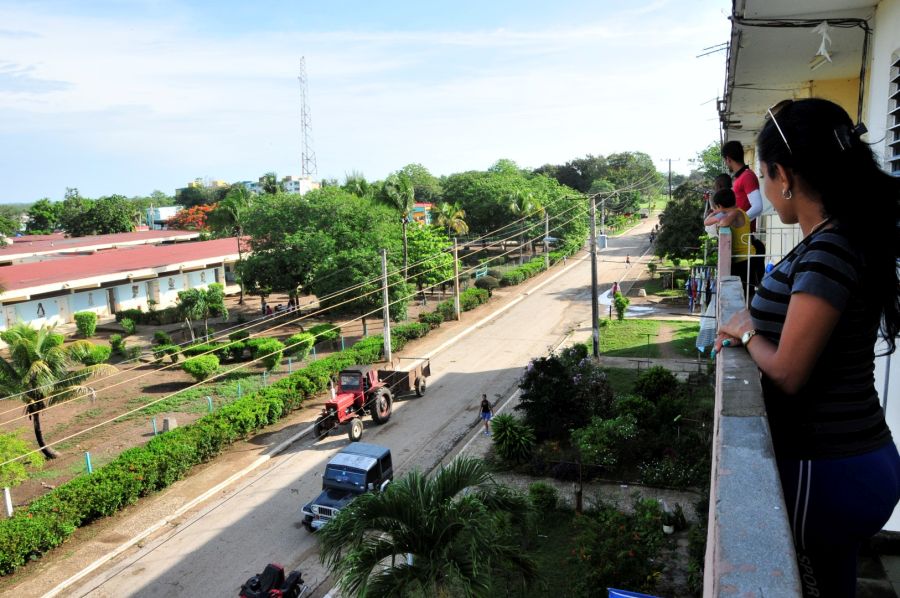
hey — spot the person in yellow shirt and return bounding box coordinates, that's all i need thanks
[705,188,756,295]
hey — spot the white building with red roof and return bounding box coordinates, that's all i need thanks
[0,236,240,331]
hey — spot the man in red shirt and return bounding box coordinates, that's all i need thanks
[721,140,765,291]
[721,141,762,230]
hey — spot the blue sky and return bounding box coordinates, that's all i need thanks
[0,0,731,203]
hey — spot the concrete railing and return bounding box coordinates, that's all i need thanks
[703,275,801,595]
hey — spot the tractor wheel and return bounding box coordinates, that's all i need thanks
[370,388,393,424]
[348,418,364,442]
[314,416,328,438]
[415,377,426,397]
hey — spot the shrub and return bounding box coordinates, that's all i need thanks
[638,457,706,489]
[125,346,143,361]
[459,288,489,311]
[74,312,97,338]
[182,355,219,381]
[634,366,679,404]
[308,323,340,343]
[436,300,456,321]
[182,343,228,358]
[254,339,285,371]
[571,414,639,469]
[153,344,181,364]
[418,311,444,329]
[613,292,629,321]
[109,334,125,355]
[351,336,384,364]
[474,275,499,296]
[120,317,136,336]
[571,498,665,594]
[393,322,429,342]
[284,332,315,360]
[245,337,272,358]
[528,481,559,511]
[0,329,419,576]
[153,330,172,346]
[82,345,112,365]
[229,330,250,342]
[491,414,536,463]
[500,270,525,286]
[225,341,246,361]
[487,268,503,280]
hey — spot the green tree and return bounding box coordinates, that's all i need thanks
[431,202,469,237]
[508,190,543,260]
[0,324,115,459]
[319,457,536,597]
[655,182,706,261]
[26,198,61,233]
[177,283,227,340]
[406,225,454,294]
[691,142,726,183]
[261,171,280,195]
[342,171,374,199]
[398,163,442,202]
[380,172,416,278]
[175,185,208,208]
[0,433,43,488]
[208,187,254,303]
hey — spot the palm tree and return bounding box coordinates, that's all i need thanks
[0,324,116,459]
[261,171,280,195]
[432,202,469,238]
[508,191,543,263]
[208,186,253,303]
[381,173,416,278]
[319,457,536,598]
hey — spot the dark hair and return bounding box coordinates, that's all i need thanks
[721,140,745,164]
[714,173,733,191]
[758,98,900,353]
[712,188,736,208]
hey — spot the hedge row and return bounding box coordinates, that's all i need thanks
[0,239,581,575]
[0,336,383,576]
[114,307,181,326]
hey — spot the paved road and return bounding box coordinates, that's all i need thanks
[67,219,657,598]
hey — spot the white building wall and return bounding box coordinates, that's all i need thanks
[158,273,186,308]
[70,289,110,318]
[112,281,149,312]
[186,268,216,290]
[868,0,900,171]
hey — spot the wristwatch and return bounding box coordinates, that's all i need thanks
[741,329,758,346]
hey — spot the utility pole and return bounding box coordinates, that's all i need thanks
[668,158,673,201]
[381,249,392,363]
[453,238,461,320]
[298,57,318,178]
[544,211,550,270]
[589,195,600,359]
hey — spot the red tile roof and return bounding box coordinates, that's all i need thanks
[0,230,200,259]
[0,238,239,294]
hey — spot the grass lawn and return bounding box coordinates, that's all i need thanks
[598,319,700,359]
[600,367,641,395]
[598,319,661,358]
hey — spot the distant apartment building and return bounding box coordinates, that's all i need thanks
[145,206,182,230]
[240,175,320,196]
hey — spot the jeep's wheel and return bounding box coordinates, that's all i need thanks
[371,388,393,424]
[415,377,426,397]
[348,418,364,442]
[303,516,314,532]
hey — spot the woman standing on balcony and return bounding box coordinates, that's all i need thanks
[716,98,900,597]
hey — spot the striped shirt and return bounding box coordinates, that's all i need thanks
[749,224,891,459]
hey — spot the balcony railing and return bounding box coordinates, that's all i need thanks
[704,226,801,595]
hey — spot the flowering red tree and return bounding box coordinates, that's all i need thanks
[166,204,216,231]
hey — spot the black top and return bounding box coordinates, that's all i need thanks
[480,399,492,414]
[749,224,891,459]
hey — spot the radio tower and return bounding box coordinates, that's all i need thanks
[298,57,317,178]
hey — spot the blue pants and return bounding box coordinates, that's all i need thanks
[777,442,900,597]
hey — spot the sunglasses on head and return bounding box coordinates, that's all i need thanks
[765,100,793,155]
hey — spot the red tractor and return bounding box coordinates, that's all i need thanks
[313,365,394,442]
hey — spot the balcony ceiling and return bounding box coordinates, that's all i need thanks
[723,0,877,147]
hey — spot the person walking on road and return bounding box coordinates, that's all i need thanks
[479,394,493,435]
